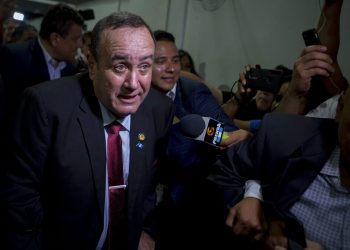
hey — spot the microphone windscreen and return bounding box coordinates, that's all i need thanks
[180,114,205,138]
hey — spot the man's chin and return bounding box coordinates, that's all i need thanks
[112,104,141,117]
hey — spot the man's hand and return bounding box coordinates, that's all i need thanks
[289,45,334,97]
[138,231,155,250]
[262,220,287,250]
[276,45,335,114]
[226,197,266,240]
[236,64,258,103]
[220,129,252,148]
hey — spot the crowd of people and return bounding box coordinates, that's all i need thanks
[0,0,348,249]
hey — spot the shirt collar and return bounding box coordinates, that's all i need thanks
[166,83,177,101]
[98,101,131,132]
[38,37,67,70]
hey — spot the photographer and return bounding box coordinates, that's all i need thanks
[222,65,292,133]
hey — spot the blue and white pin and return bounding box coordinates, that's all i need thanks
[136,133,145,149]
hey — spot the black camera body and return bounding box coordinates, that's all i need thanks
[245,68,284,93]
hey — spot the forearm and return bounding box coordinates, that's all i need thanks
[317,0,347,95]
[222,95,241,119]
[275,91,307,115]
[317,0,342,61]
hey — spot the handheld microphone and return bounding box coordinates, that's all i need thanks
[180,114,225,147]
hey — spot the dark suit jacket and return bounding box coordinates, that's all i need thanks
[165,77,238,198]
[156,77,238,249]
[2,73,174,250]
[173,76,236,130]
[209,112,338,247]
[0,38,79,116]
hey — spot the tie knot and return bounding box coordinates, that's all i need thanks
[107,122,121,135]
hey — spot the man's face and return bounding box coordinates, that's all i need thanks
[89,26,154,117]
[152,40,181,93]
[3,19,18,43]
[180,54,192,73]
[53,23,83,61]
[255,90,275,112]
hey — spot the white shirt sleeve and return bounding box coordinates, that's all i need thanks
[243,180,263,201]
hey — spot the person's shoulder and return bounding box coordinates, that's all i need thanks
[1,39,34,53]
[0,40,36,66]
[144,88,173,109]
[178,76,210,96]
[178,76,202,88]
[138,88,174,128]
[30,73,86,99]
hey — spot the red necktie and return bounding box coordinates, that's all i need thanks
[107,122,127,249]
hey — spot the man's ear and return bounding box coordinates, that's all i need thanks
[49,32,60,47]
[335,93,345,122]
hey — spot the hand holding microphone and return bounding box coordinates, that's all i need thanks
[220,129,252,147]
[179,114,252,148]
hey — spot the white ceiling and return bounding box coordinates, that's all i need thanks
[16,0,93,20]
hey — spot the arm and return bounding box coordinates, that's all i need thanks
[138,231,155,250]
[316,0,346,95]
[222,67,257,119]
[277,0,345,115]
[226,197,266,241]
[276,45,334,114]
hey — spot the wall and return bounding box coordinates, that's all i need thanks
[29,0,350,89]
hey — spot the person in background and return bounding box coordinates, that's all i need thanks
[209,80,349,250]
[0,0,16,43]
[0,3,85,180]
[0,0,15,189]
[0,3,85,114]
[81,30,92,65]
[2,18,19,43]
[210,1,348,249]
[11,23,38,43]
[178,48,233,105]
[72,30,92,72]
[222,64,292,133]
[150,30,250,250]
[178,49,200,76]
[276,0,347,116]
[1,11,174,250]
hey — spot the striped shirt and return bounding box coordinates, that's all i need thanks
[290,147,350,249]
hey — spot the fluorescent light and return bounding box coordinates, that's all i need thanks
[13,12,24,21]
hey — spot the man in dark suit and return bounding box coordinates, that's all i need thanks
[1,12,174,250]
[150,30,245,249]
[0,4,84,118]
[209,78,350,249]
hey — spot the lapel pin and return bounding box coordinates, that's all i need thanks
[136,142,144,149]
[138,133,146,141]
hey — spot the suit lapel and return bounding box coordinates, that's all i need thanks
[29,39,50,83]
[77,77,106,216]
[128,104,150,212]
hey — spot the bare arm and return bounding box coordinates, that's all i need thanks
[317,0,347,95]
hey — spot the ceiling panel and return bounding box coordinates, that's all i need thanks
[16,0,94,20]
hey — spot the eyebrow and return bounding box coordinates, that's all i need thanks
[111,54,154,62]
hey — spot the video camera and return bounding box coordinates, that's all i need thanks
[244,68,284,93]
